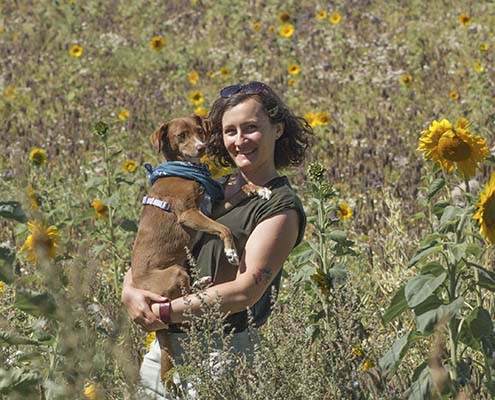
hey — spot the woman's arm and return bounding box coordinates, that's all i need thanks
[150,209,300,324]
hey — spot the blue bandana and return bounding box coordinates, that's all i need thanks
[144,161,224,204]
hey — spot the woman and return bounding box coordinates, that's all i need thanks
[122,81,312,398]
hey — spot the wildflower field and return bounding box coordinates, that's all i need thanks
[2,0,495,398]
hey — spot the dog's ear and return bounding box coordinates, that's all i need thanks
[193,115,212,139]
[150,122,173,160]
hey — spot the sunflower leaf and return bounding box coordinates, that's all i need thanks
[408,245,443,268]
[0,201,27,223]
[415,297,464,335]
[405,273,447,308]
[378,330,413,378]
[0,330,41,346]
[427,177,445,200]
[382,285,408,325]
[406,365,432,400]
[14,289,57,319]
[0,367,40,396]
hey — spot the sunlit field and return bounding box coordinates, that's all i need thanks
[2,1,495,399]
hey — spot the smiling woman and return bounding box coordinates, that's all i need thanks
[122,81,313,398]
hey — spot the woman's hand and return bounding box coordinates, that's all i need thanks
[121,274,169,331]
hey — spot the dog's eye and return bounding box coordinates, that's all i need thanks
[178,132,187,140]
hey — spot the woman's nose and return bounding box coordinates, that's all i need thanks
[234,131,245,146]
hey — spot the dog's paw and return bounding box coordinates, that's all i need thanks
[225,248,239,265]
[257,187,272,200]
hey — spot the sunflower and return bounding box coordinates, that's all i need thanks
[253,22,261,31]
[338,202,352,221]
[268,25,276,33]
[473,172,495,244]
[288,78,296,87]
[315,112,330,126]
[189,90,204,106]
[29,148,47,166]
[329,12,341,25]
[316,10,327,20]
[118,109,129,121]
[351,347,364,358]
[219,67,230,77]
[361,359,375,371]
[20,222,59,264]
[194,106,208,117]
[69,44,83,57]
[145,331,156,352]
[458,14,471,26]
[83,383,98,400]
[4,86,16,98]
[200,155,233,178]
[123,159,138,173]
[0,281,5,298]
[399,73,413,85]
[474,62,484,73]
[449,90,460,100]
[417,118,490,179]
[480,43,489,51]
[304,112,317,127]
[279,23,294,38]
[92,199,108,219]
[207,70,216,79]
[278,11,290,23]
[188,71,200,85]
[150,36,166,51]
[288,63,300,75]
[311,269,329,296]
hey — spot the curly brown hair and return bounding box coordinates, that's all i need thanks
[207,82,313,169]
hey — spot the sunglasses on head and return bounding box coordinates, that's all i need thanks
[220,81,268,98]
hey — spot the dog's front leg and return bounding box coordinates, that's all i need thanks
[177,209,239,265]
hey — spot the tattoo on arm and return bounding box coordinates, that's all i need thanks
[252,268,273,285]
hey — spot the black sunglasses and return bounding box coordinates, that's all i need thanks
[220,81,268,98]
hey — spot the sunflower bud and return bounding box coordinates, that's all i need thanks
[93,121,109,140]
[307,161,326,183]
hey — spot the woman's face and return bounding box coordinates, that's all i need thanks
[221,98,282,175]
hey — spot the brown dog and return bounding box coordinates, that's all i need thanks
[131,115,270,382]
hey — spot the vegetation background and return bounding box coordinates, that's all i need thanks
[1,0,495,399]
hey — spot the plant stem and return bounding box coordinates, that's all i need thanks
[103,142,119,296]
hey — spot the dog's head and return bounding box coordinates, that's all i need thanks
[150,115,211,162]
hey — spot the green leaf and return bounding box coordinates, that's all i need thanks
[413,295,443,316]
[0,368,39,395]
[382,286,408,325]
[415,297,464,335]
[0,201,27,223]
[439,205,462,230]
[420,262,446,277]
[378,330,413,378]
[407,365,432,400]
[450,242,467,264]
[432,200,450,218]
[405,273,447,308]
[119,218,138,232]
[408,245,443,268]
[0,331,41,346]
[459,307,493,351]
[476,268,495,291]
[14,290,57,319]
[327,230,346,243]
[427,177,445,200]
[0,245,16,284]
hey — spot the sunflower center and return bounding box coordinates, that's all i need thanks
[485,195,495,227]
[437,133,471,161]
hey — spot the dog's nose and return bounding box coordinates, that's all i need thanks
[196,142,206,153]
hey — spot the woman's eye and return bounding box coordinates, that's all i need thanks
[224,129,236,136]
[246,125,257,132]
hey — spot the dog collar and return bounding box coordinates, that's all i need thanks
[142,195,172,212]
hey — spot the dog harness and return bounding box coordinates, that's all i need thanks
[142,161,225,215]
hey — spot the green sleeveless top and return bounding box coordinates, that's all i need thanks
[190,175,306,332]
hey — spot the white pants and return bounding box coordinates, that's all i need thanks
[139,330,257,400]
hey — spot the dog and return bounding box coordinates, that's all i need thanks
[131,115,271,383]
